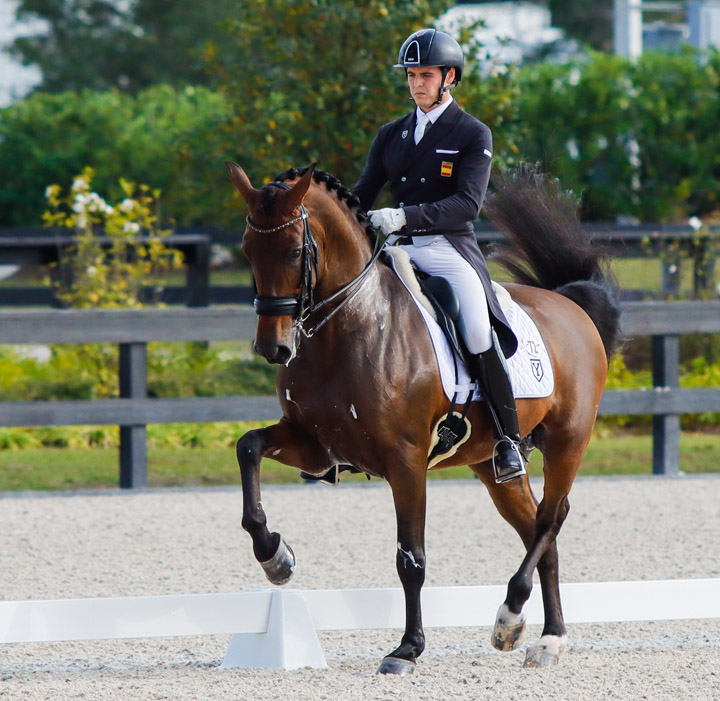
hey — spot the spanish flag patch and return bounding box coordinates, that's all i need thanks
[440,161,453,177]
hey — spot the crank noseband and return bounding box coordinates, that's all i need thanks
[253,294,300,316]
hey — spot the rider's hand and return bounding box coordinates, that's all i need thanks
[369,208,406,236]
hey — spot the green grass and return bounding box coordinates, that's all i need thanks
[0,431,717,491]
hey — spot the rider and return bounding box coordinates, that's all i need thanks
[353,28,525,483]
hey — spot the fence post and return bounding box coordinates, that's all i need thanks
[119,342,148,488]
[651,334,680,475]
[186,239,211,307]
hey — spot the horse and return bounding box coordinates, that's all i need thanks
[226,161,621,674]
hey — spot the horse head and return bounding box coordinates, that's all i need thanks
[227,162,317,364]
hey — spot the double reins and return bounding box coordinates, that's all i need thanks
[246,181,382,338]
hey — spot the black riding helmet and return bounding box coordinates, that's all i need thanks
[394,29,464,104]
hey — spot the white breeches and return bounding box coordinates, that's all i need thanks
[399,237,492,354]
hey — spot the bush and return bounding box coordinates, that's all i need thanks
[488,48,720,222]
[0,86,235,228]
[2,49,719,228]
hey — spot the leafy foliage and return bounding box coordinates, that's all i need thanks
[0,86,233,228]
[501,48,720,221]
[546,0,613,51]
[43,166,182,308]
[207,0,455,190]
[10,0,237,93]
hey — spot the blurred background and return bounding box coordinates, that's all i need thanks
[0,0,718,488]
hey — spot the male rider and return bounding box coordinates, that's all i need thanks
[353,28,525,482]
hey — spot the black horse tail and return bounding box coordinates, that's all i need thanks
[483,164,622,363]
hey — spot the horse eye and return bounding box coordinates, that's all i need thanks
[287,248,302,262]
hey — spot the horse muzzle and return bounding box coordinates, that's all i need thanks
[253,315,297,365]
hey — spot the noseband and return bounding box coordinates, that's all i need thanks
[245,181,382,338]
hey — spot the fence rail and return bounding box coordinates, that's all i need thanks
[1,301,718,487]
[1,223,717,305]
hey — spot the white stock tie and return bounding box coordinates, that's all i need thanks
[414,114,429,144]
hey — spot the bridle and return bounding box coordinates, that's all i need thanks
[245,181,382,338]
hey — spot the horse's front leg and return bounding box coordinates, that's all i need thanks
[377,470,427,676]
[237,420,331,585]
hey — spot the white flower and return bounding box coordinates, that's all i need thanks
[104,205,115,215]
[72,193,89,213]
[568,67,581,86]
[565,139,580,160]
[123,221,141,234]
[86,266,97,277]
[120,198,136,212]
[44,186,56,199]
[72,177,88,192]
[688,216,703,231]
[85,192,109,213]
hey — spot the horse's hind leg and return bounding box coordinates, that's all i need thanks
[473,439,579,668]
[237,420,331,584]
[471,462,537,651]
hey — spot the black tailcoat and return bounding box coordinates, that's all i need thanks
[354,100,517,357]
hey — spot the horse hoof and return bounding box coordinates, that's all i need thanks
[259,536,296,585]
[523,635,568,668]
[491,603,527,651]
[376,657,416,676]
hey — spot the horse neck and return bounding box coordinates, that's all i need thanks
[311,194,373,301]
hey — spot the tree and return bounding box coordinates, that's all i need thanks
[545,0,614,52]
[207,0,454,189]
[9,0,236,93]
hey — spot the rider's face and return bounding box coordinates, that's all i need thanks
[407,66,455,112]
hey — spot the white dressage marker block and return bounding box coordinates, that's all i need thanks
[221,589,327,670]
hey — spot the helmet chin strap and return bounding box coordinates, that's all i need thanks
[434,67,452,105]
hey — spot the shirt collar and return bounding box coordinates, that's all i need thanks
[416,96,454,125]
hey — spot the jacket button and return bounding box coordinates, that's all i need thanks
[401,176,407,182]
[420,178,426,183]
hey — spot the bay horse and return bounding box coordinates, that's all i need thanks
[227,161,621,674]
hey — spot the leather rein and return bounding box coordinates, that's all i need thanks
[245,181,382,338]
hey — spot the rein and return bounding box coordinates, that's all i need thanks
[246,181,383,338]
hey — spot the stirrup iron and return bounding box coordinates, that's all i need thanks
[492,437,526,484]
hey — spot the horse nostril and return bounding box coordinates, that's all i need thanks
[274,345,292,364]
[254,341,292,364]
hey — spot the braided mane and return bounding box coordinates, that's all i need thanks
[273,166,377,247]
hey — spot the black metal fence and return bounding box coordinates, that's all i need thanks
[1,301,718,488]
[1,223,717,306]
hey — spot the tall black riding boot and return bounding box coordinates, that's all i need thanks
[471,338,526,484]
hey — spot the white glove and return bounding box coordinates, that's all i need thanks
[369,207,407,236]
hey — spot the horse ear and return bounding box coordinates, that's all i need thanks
[281,164,316,213]
[226,161,260,210]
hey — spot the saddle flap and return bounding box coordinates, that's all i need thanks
[418,276,466,360]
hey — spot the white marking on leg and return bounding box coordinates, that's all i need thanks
[349,404,358,419]
[524,634,568,667]
[397,542,421,569]
[496,602,524,627]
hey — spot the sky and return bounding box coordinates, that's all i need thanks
[0,0,41,107]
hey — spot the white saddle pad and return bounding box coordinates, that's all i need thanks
[387,253,555,404]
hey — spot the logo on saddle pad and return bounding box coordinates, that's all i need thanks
[525,339,544,382]
[440,161,453,177]
[531,358,544,382]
